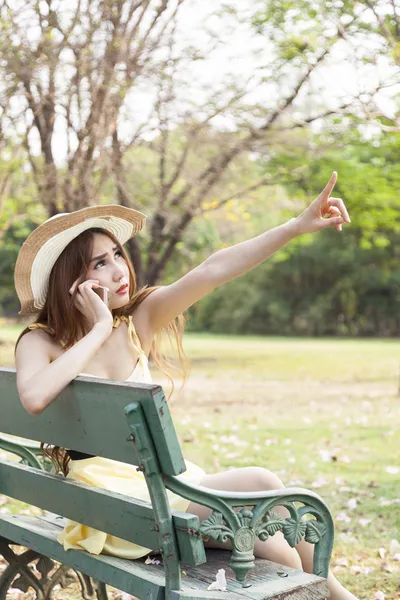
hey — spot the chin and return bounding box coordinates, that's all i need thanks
[110,296,130,310]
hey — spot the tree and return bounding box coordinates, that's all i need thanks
[252,0,400,131]
[0,0,387,287]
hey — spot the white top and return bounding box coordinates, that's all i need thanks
[79,315,152,383]
[80,355,152,383]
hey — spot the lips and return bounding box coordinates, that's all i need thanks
[116,284,129,294]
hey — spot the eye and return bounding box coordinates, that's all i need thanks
[94,250,123,269]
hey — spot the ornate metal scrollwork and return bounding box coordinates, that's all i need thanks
[200,503,329,584]
[0,538,108,599]
[164,473,334,586]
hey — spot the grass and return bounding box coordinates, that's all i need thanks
[1,323,400,599]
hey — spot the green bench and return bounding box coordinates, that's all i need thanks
[0,366,334,599]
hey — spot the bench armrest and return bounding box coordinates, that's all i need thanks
[163,475,334,584]
[0,436,43,470]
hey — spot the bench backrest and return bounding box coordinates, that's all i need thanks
[0,368,205,567]
[1,368,185,473]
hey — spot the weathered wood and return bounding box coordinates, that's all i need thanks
[138,387,186,476]
[124,401,184,592]
[0,514,165,600]
[175,549,328,600]
[0,368,184,475]
[0,515,327,600]
[0,367,331,599]
[0,459,204,566]
[0,458,160,548]
[173,512,206,568]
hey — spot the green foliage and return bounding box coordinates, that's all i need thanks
[190,232,400,337]
[190,129,400,337]
[0,220,38,316]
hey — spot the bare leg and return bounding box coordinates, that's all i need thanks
[296,538,359,600]
[187,467,358,600]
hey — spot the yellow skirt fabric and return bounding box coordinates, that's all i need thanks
[57,456,206,559]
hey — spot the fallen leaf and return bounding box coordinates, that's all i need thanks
[319,450,334,462]
[378,547,386,559]
[347,498,358,510]
[392,553,400,561]
[145,556,161,565]
[336,511,351,523]
[350,565,374,575]
[385,466,400,475]
[311,476,328,488]
[207,568,227,592]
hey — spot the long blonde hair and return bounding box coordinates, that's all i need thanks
[15,228,190,475]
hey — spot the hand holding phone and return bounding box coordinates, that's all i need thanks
[93,286,109,307]
[69,279,112,332]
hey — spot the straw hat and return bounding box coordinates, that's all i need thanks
[15,204,147,314]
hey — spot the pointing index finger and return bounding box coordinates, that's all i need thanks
[320,171,338,199]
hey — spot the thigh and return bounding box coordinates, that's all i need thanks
[186,467,302,569]
[187,467,302,569]
[187,465,284,523]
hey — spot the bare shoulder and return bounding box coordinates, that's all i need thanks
[16,328,59,362]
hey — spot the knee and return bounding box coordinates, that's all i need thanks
[250,467,285,491]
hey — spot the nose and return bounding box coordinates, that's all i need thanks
[112,261,126,281]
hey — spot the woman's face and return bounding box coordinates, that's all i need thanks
[86,233,130,310]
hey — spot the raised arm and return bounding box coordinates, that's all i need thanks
[144,172,350,332]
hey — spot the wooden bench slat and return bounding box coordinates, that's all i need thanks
[0,459,205,565]
[176,550,328,600]
[0,368,185,475]
[172,512,207,568]
[0,513,165,600]
[0,458,159,547]
[138,387,186,476]
[0,515,327,600]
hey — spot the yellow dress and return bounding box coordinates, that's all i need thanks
[29,315,206,559]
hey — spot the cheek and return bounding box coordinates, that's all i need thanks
[86,267,101,281]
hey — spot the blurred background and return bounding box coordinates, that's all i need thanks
[0,1,399,598]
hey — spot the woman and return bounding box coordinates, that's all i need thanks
[14,172,357,599]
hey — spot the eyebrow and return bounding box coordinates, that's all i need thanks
[90,245,120,263]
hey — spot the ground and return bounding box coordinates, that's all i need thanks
[0,323,399,599]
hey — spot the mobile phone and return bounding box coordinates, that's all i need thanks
[93,286,109,307]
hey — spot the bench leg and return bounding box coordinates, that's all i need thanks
[0,537,108,599]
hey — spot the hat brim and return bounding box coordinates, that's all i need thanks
[15,205,146,314]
